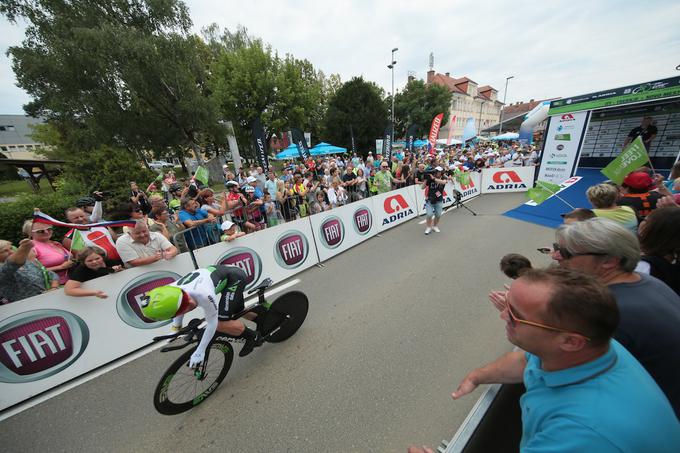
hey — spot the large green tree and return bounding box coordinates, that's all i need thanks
[1,0,223,168]
[323,77,387,155]
[393,79,452,138]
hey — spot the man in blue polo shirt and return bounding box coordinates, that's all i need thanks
[448,268,680,452]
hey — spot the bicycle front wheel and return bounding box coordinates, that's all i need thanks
[153,340,234,415]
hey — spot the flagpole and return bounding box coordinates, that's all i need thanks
[536,181,575,210]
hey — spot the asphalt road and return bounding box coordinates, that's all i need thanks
[0,192,556,453]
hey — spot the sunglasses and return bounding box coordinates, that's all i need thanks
[552,243,608,260]
[505,299,591,341]
[32,228,53,234]
[132,208,143,213]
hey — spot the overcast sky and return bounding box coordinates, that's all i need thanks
[1,0,679,114]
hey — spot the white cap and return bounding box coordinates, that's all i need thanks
[220,220,235,231]
[246,176,257,183]
[244,185,255,193]
[226,180,239,187]
[449,164,456,170]
[434,166,443,172]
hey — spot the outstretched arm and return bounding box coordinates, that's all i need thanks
[451,350,526,400]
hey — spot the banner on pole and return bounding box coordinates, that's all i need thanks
[291,128,311,161]
[383,123,394,161]
[406,124,417,153]
[428,113,444,150]
[600,136,650,184]
[252,116,269,173]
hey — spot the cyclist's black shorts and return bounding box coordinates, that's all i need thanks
[209,265,248,321]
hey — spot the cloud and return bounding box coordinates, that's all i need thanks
[1,0,679,114]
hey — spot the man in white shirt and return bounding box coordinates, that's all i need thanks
[116,221,178,267]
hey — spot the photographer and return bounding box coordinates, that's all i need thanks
[422,166,449,235]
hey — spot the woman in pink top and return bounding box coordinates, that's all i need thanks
[22,220,73,285]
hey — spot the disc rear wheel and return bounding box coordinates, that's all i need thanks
[260,291,309,343]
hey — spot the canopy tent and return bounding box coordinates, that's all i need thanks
[274,144,303,160]
[310,142,347,155]
[490,132,519,141]
[436,138,462,145]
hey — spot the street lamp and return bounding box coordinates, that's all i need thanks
[498,75,514,135]
[388,47,398,125]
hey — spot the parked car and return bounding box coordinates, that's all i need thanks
[148,160,174,170]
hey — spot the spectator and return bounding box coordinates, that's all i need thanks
[662,162,680,193]
[263,192,281,227]
[499,253,532,279]
[129,181,151,215]
[636,206,680,295]
[342,165,358,201]
[177,198,217,248]
[254,166,267,186]
[64,247,123,298]
[265,170,278,197]
[23,219,72,285]
[374,162,396,194]
[553,218,680,417]
[243,186,265,231]
[448,268,680,452]
[115,221,178,267]
[120,201,152,234]
[560,207,596,224]
[280,180,298,221]
[149,206,187,252]
[618,171,661,220]
[0,238,59,303]
[355,168,369,199]
[74,192,105,222]
[311,190,330,214]
[198,188,229,218]
[220,220,246,242]
[62,207,121,263]
[586,183,638,233]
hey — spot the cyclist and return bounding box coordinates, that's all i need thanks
[142,265,264,367]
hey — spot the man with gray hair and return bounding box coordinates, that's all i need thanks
[552,217,680,417]
[115,221,178,268]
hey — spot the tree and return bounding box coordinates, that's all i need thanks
[393,79,452,138]
[1,0,223,167]
[323,77,387,155]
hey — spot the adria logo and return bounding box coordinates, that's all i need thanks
[274,231,309,269]
[352,207,372,235]
[0,309,89,383]
[116,271,181,329]
[384,194,410,214]
[319,216,344,249]
[560,113,575,122]
[459,177,476,191]
[492,171,523,184]
[218,247,262,289]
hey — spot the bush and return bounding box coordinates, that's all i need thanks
[0,191,76,245]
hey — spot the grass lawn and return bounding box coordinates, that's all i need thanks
[0,179,49,197]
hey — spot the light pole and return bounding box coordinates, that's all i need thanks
[387,47,398,125]
[498,75,514,135]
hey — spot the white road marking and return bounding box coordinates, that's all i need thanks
[0,278,301,422]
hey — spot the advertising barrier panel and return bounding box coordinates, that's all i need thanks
[374,186,419,232]
[0,254,196,410]
[537,111,590,184]
[191,217,319,285]
[480,167,536,194]
[307,198,378,262]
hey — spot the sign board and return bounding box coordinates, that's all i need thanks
[373,186,419,232]
[537,111,590,184]
[481,167,536,194]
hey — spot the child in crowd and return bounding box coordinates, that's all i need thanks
[499,253,533,279]
[220,221,246,242]
[263,193,281,227]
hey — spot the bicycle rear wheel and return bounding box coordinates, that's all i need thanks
[153,340,234,415]
[260,291,309,343]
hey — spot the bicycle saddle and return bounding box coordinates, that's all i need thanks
[247,278,273,295]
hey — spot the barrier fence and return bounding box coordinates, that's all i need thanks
[0,167,534,411]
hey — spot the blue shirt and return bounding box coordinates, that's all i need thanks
[178,208,211,248]
[520,340,680,452]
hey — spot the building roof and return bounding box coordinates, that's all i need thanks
[427,72,495,98]
[0,115,46,145]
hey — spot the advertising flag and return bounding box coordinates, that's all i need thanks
[194,166,209,186]
[526,180,562,205]
[69,229,86,253]
[428,113,444,150]
[446,115,456,146]
[252,116,270,173]
[600,136,650,184]
[383,123,394,161]
[350,124,357,154]
[406,123,417,153]
[291,127,311,161]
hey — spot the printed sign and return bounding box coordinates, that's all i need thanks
[352,207,373,235]
[537,111,590,184]
[217,247,263,289]
[318,216,344,249]
[481,167,536,194]
[376,187,417,232]
[274,230,309,269]
[0,310,89,383]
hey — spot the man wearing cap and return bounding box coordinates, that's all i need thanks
[422,167,449,235]
[618,171,661,220]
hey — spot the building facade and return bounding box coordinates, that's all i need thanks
[0,115,46,160]
[425,70,503,140]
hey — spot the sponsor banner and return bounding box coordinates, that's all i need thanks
[192,216,319,287]
[523,176,582,206]
[308,198,378,262]
[453,171,482,202]
[428,113,444,150]
[291,128,311,161]
[537,111,590,185]
[481,167,536,194]
[549,76,680,116]
[0,254,196,410]
[252,116,270,173]
[374,186,419,232]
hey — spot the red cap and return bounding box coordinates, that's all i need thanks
[622,172,653,190]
